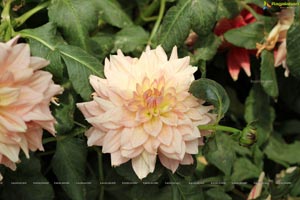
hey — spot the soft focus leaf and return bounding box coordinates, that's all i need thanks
[94,0,133,28]
[155,1,191,51]
[90,32,115,60]
[191,33,222,62]
[260,50,278,98]
[189,78,230,121]
[190,0,217,36]
[167,172,205,200]
[244,85,275,145]
[224,22,265,49]
[113,25,149,53]
[264,135,300,166]
[52,138,87,200]
[1,154,54,200]
[58,44,104,100]
[205,188,231,200]
[231,158,260,181]
[203,134,236,176]
[287,23,300,79]
[48,0,97,50]
[216,0,241,19]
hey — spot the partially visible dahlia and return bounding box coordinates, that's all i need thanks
[0,36,63,175]
[77,46,215,179]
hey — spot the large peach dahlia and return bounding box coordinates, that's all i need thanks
[0,36,63,175]
[77,46,215,179]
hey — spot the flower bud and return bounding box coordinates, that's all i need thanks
[239,126,257,147]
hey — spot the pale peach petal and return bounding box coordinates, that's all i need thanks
[0,87,19,106]
[30,57,49,70]
[130,126,149,148]
[158,125,173,145]
[102,130,121,153]
[85,127,105,146]
[143,117,163,137]
[132,151,156,179]
[158,154,179,173]
[111,151,130,166]
[160,112,178,126]
[0,143,20,163]
[0,111,27,132]
[180,154,194,165]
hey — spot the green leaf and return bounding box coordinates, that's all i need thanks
[58,44,104,100]
[203,134,236,176]
[191,33,222,61]
[90,32,115,61]
[94,0,133,28]
[224,22,265,49]
[244,85,275,145]
[231,158,260,181]
[189,78,230,121]
[190,0,217,36]
[131,184,173,200]
[52,138,87,200]
[216,0,241,19]
[155,1,191,51]
[113,25,149,53]
[264,135,300,166]
[287,23,300,79]
[1,154,54,200]
[260,50,279,98]
[20,23,65,81]
[167,172,205,200]
[176,156,197,177]
[205,188,231,200]
[48,0,97,50]
[53,89,76,135]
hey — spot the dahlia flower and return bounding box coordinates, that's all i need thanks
[214,4,262,81]
[0,36,63,174]
[77,46,215,179]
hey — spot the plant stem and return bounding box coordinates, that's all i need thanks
[198,124,241,134]
[13,1,50,28]
[148,0,166,45]
[1,0,14,41]
[95,147,104,200]
[135,0,160,25]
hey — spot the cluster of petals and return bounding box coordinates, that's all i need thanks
[77,46,215,179]
[214,4,263,81]
[256,8,294,77]
[0,36,63,176]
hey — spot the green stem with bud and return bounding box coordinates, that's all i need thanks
[198,124,241,134]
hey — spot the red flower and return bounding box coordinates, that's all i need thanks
[214,5,262,81]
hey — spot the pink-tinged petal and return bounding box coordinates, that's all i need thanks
[30,57,49,70]
[180,154,194,165]
[0,87,19,106]
[121,146,144,158]
[0,111,27,132]
[247,172,265,200]
[85,127,105,146]
[169,46,178,60]
[228,47,251,80]
[160,112,178,126]
[132,151,156,179]
[89,75,109,97]
[6,35,20,47]
[17,134,29,158]
[158,154,179,173]
[77,101,104,118]
[25,125,44,151]
[102,130,121,153]
[0,155,17,170]
[7,44,31,70]
[94,96,115,111]
[185,140,199,154]
[0,143,20,163]
[143,117,163,137]
[158,125,173,146]
[143,137,160,154]
[111,151,130,166]
[131,126,149,148]
[274,40,287,67]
